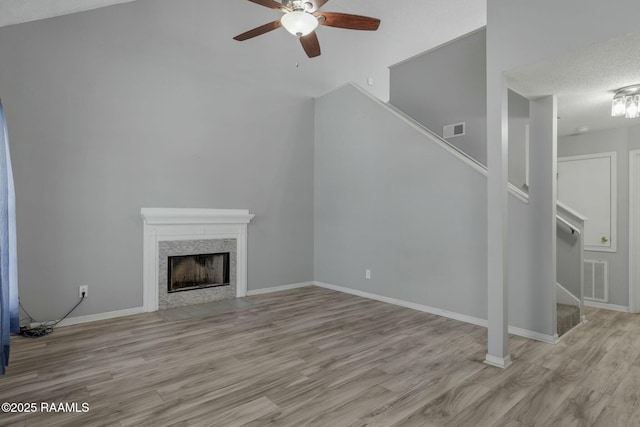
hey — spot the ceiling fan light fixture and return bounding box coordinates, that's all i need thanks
[626,95,640,119]
[612,84,640,118]
[281,11,318,37]
[611,94,626,117]
[234,1,380,59]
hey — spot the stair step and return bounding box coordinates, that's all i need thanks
[557,303,581,337]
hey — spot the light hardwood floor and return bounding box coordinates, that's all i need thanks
[1,286,640,426]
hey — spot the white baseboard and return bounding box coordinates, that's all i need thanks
[57,307,146,327]
[584,300,629,312]
[314,282,556,344]
[507,325,557,344]
[54,281,562,344]
[315,282,488,327]
[53,282,315,328]
[247,281,314,296]
[484,354,513,369]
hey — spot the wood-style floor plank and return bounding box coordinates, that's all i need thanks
[545,386,610,427]
[0,288,639,426]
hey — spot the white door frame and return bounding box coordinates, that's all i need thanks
[630,150,640,313]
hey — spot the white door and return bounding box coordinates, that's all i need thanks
[558,152,616,252]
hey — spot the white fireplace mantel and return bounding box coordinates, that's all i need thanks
[141,208,255,312]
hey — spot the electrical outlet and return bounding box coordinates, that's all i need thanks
[365,269,371,279]
[79,285,88,298]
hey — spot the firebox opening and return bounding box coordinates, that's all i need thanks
[168,252,230,293]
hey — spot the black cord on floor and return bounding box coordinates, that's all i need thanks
[19,299,35,323]
[19,294,86,338]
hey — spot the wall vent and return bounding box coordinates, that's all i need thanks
[584,259,608,302]
[443,122,465,138]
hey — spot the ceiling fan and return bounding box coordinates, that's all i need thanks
[233,0,381,58]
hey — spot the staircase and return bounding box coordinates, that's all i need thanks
[556,208,586,338]
[315,82,587,343]
[557,303,581,336]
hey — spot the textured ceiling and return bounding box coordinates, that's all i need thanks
[0,0,137,27]
[506,33,640,137]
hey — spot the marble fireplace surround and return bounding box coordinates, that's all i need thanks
[141,208,255,312]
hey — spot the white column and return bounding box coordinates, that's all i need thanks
[485,78,511,369]
[529,96,558,338]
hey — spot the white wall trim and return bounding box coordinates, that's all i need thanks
[343,83,486,175]
[53,282,564,343]
[584,300,629,313]
[484,354,513,369]
[314,282,556,344]
[141,208,255,312]
[389,27,487,69]
[557,201,588,222]
[57,307,145,327]
[347,84,532,206]
[315,282,487,326]
[507,326,557,344]
[140,208,255,226]
[247,282,314,296]
[51,281,313,327]
[630,150,640,313]
[524,122,530,189]
[508,184,530,204]
[556,282,581,305]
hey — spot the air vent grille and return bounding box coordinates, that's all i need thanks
[443,122,466,138]
[584,259,608,302]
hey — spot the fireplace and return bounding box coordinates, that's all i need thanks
[157,238,238,309]
[141,208,254,311]
[168,253,230,293]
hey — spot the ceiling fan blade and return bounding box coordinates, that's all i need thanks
[300,32,321,58]
[316,12,380,31]
[248,0,287,11]
[233,20,282,41]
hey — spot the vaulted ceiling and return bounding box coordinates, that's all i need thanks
[2,1,636,137]
[0,0,137,27]
[0,0,487,101]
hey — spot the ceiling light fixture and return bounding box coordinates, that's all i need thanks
[281,10,319,37]
[233,0,380,59]
[612,84,640,118]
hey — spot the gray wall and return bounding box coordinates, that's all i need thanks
[388,30,531,192]
[315,82,560,335]
[630,125,640,151]
[389,29,487,165]
[558,126,639,306]
[507,96,557,336]
[315,84,488,320]
[508,90,530,191]
[0,1,314,320]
